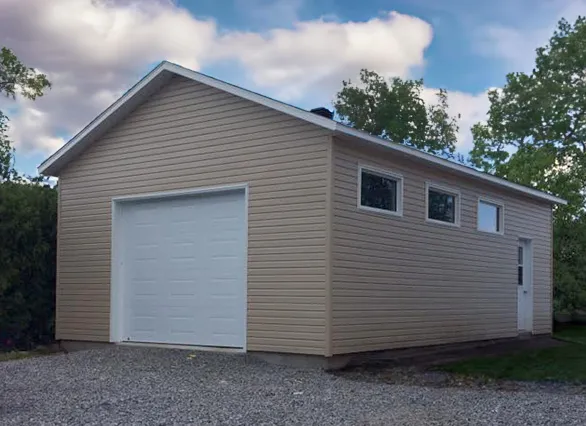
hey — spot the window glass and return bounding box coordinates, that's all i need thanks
[428,189,456,223]
[518,246,523,265]
[518,266,524,285]
[360,169,398,213]
[518,246,524,285]
[478,200,502,233]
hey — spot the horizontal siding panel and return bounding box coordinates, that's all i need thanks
[247,238,326,249]
[332,324,516,339]
[334,242,512,263]
[62,151,327,193]
[331,138,553,354]
[332,330,518,354]
[332,314,515,327]
[57,75,328,354]
[65,138,327,181]
[61,185,327,209]
[333,267,516,281]
[88,117,313,162]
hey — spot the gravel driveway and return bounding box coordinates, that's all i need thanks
[1,346,585,425]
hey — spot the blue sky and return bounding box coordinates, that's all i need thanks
[181,0,531,91]
[2,0,583,177]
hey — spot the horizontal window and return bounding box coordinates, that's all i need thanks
[358,166,403,216]
[426,183,460,226]
[478,199,504,234]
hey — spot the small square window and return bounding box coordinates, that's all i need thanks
[478,199,504,234]
[426,183,460,226]
[358,166,403,216]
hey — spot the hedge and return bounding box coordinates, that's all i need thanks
[0,182,57,350]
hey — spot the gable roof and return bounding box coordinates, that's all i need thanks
[39,61,566,205]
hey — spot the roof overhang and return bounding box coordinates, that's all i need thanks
[38,61,567,206]
[333,126,567,205]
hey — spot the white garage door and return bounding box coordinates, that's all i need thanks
[117,190,246,348]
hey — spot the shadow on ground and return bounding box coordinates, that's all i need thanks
[336,337,585,394]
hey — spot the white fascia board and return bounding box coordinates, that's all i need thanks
[39,62,172,175]
[334,124,567,205]
[37,60,567,206]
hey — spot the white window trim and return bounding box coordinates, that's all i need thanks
[357,164,404,217]
[425,182,461,227]
[477,197,505,235]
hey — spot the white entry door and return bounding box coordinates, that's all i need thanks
[117,189,246,348]
[517,239,533,332]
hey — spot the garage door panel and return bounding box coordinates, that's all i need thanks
[118,189,246,348]
[131,280,158,296]
[168,279,198,296]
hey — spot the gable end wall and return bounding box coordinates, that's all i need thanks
[56,76,330,355]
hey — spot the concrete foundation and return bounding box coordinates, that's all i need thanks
[59,340,112,352]
[248,352,352,371]
[57,333,555,371]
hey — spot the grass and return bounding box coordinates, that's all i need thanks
[554,324,586,345]
[0,346,58,363]
[437,326,586,383]
[0,351,37,362]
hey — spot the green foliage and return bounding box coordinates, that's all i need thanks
[554,217,586,313]
[0,47,51,183]
[0,47,51,101]
[0,47,55,350]
[0,111,16,182]
[334,69,461,159]
[469,17,586,219]
[0,183,57,349]
[469,17,586,313]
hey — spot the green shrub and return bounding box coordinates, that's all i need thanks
[0,182,57,349]
[554,216,586,315]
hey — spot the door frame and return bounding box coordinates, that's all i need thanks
[517,238,534,333]
[109,183,249,350]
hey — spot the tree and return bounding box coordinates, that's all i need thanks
[469,17,586,313]
[0,47,54,349]
[334,69,461,159]
[0,47,51,182]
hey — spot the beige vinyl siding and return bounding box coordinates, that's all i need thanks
[56,75,329,355]
[331,137,553,355]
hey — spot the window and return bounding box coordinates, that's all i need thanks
[358,166,403,216]
[518,245,524,286]
[477,199,504,234]
[426,183,460,226]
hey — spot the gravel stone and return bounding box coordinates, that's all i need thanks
[1,346,585,425]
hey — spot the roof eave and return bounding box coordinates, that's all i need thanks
[37,60,567,206]
[334,125,567,206]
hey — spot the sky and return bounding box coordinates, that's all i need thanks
[1,0,585,176]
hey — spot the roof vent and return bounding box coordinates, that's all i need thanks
[310,107,333,119]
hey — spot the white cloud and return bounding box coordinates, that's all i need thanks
[216,12,433,100]
[0,0,217,156]
[477,0,586,71]
[6,106,65,154]
[0,0,433,160]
